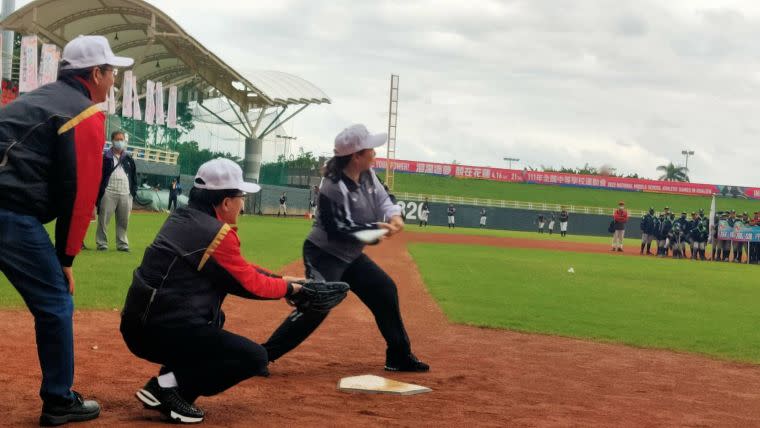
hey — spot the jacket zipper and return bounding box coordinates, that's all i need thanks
[0,141,18,167]
[141,289,157,325]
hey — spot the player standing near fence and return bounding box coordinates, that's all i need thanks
[611,201,628,252]
[419,198,430,227]
[559,208,569,237]
[640,208,655,255]
[277,192,288,217]
[447,204,456,228]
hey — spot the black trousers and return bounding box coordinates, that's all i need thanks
[120,317,269,402]
[168,195,178,211]
[263,240,411,362]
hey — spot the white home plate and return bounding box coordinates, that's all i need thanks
[338,375,431,395]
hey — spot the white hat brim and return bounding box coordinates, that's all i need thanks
[364,133,387,150]
[107,56,134,67]
[238,182,261,194]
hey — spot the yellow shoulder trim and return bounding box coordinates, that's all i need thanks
[57,105,103,135]
[197,224,232,271]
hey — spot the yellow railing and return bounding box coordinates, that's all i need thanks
[106,144,179,165]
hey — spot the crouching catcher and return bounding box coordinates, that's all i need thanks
[120,159,347,424]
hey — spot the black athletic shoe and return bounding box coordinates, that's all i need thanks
[385,353,430,372]
[136,377,204,424]
[40,391,100,426]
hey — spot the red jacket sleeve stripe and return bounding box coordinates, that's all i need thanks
[62,106,105,260]
[210,228,288,299]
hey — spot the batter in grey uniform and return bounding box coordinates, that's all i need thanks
[263,124,429,372]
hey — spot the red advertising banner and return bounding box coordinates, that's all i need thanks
[373,158,523,183]
[374,157,760,200]
[521,170,718,196]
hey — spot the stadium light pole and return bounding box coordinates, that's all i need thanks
[276,134,297,158]
[681,149,694,170]
[503,157,520,169]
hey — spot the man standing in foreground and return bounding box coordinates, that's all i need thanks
[0,35,132,425]
[96,130,137,252]
[611,201,628,252]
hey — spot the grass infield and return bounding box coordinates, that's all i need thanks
[409,242,760,363]
[0,213,311,309]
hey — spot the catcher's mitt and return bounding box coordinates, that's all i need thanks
[288,280,350,313]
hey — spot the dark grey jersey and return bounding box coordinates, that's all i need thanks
[307,169,400,262]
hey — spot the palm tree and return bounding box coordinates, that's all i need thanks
[656,162,689,182]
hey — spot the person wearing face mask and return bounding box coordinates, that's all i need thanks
[0,35,132,425]
[96,130,137,252]
[120,158,305,424]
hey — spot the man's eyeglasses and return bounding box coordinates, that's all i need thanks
[98,66,118,77]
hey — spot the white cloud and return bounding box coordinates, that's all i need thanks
[15,0,760,186]
[158,0,760,186]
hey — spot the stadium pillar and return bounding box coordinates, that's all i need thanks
[1,0,15,80]
[243,136,263,215]
[244,136,262,183]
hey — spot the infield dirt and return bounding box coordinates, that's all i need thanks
[1,232,759,426]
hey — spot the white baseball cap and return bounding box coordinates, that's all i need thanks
[333,124,387,156]
[60,35,134,70]
[194,158,261,194]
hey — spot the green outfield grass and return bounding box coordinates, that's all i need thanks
[0,214,311,309]
[380,172,760,214]
[406,224,650,246]
[409,243,760,363]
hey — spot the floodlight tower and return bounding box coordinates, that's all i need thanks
[385,74,399,190]
[503,157,520,169]
[681,149,695,170]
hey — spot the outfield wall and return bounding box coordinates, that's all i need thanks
[398,199,640,237]
[174,180,638,236]
[376,158,760,200]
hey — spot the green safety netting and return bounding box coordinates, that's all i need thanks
[133,188,188,211]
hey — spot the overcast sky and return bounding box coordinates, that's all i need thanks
[20,0,760,185]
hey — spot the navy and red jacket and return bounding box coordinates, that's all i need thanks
[121,204,293,329]
[0,77,105,267]
[613,208,628,230]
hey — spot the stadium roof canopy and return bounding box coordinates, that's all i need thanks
[0,0,331,139]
